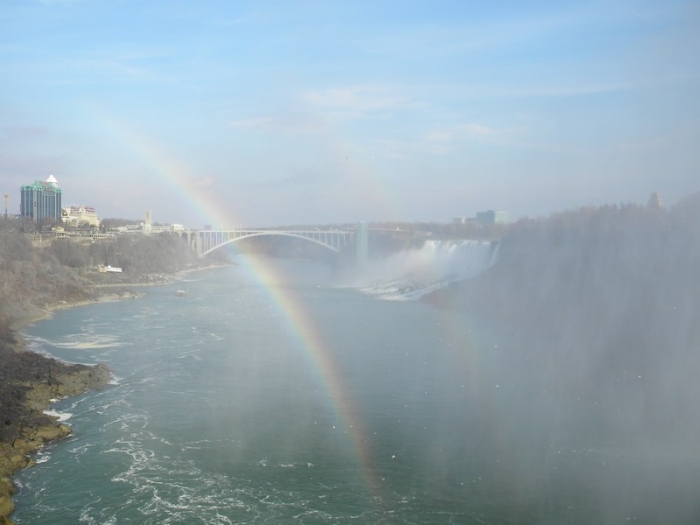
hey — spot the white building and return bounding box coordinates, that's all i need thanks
[62,205,101,228]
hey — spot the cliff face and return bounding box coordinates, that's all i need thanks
[0,232,94,322]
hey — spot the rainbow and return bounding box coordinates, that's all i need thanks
[233,253,382,496]
[98,115,383,496]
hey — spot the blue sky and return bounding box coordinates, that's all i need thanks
[1,0,699,227]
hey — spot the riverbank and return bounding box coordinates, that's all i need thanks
[8,291,142,334]
[0,337,112,524]
[6,262,233,333]
[0,285,134,524]
[0,265,230,524]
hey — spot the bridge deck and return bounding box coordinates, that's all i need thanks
[184,229,357,256]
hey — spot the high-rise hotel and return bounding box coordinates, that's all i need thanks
[20,175,62,222]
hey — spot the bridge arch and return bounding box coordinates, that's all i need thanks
[184,227,365,264]
[197,230,350,257]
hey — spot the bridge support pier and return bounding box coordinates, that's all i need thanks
[356,222,368,269]
[183,231,202,256]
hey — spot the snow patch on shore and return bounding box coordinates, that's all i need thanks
[44,409,72,422]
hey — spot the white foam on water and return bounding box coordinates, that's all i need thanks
[347,240,499,301]
[33,449,52,464]
[67,443,94,461]
[99,430,265,524]
[53,333,130,350]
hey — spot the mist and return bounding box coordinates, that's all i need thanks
[342,239,499,300]
[405,195,700,523]
[219,197,700,524]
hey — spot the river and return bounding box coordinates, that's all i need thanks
[12,255,700,524]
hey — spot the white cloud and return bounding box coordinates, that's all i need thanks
[2,125,50,140]
[371,139,411,160]
[302,86,413,119]
[424,123,512,144]
[362,11,583,57]
[511,82,633,98]
[229,113,325,134]
[228,86,418,142]
[66,58,159,81]
[35,0,83,5]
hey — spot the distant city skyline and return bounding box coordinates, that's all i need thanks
[2,0,699,229]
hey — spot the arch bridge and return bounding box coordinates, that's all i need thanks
[183,227,367,263]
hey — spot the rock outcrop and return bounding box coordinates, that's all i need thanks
[0,335,111,524]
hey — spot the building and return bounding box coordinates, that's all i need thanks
[20,175,62,222]
[143,210,152,235]
[150,223,185,233]
[62,205,100,228]
[648,192,665,210]
[475,210,509,225]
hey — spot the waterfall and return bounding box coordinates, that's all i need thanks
[346,239,499,300]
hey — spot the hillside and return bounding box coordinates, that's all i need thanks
[0,229,222,325]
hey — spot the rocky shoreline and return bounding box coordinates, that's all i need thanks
[0,225,235,523]
[0,329,112,524]
[0,264,232,524]
[0,285,177,523]
[0,292,135,525]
